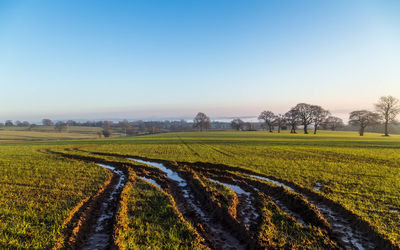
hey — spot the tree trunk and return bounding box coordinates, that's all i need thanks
[304,124,308,134]
[269,124,273,133]
[278,126,281,133]
[359,126,364,136]
[384,120,389,136]
[314,125,317,134]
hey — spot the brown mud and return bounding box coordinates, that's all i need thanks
[52,149,399,250]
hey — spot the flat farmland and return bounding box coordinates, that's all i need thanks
[83,131,400,246]
[0,130,399,249]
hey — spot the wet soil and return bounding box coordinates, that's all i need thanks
[52,150,399,250]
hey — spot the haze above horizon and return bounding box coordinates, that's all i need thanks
[1,0,399,121]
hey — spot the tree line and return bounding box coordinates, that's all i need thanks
[226,95,400,136]
[2,96,399,137]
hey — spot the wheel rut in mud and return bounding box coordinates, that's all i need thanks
[123,153,397,249]
[129,158,255,249]
[81,163,127,250]
[51,149,399,250]
[48,151,128,250]
[184,161,397,250]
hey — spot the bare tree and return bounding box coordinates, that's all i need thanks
[102,129,112,138]
[119,119,131,135]
[42,119,53,126]
[231,118,244,131]
[55,122,68,132]
[293,103,313,134]
[103,121,112,130]
[311,105,330,134]
[5,120,13,126]
[126,127,137,136]
[193,112,210,131]
[349,110,380,136]
[66,120,76,126]
[274,114,286,133]
[285,109,299,133]
[374,96,400,136]
[324,116,344,131]
[102,121,113,137]
[258,111,275,132]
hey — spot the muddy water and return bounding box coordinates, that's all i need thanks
[314,181,323,191]
[250,175,295,192]
[249,174,374,249]
[129,158,246,249]
[139,176,162,190]
[81,164,127,250]
[130,159,185,184]
[209,178,259,227]
[250,175,306,227]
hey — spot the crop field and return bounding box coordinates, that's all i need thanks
[0,145,109,248]
[0,130,399,249]
[0,126,123,141]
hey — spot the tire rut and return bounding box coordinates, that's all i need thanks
[48,150,128,250]
[69,150,399,250]
[128,157,253,250]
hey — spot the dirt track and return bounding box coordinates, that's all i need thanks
[50,150,399,250]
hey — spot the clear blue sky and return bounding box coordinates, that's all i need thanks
[1,0,399,121]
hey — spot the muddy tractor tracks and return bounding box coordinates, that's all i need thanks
[50,149,399,250]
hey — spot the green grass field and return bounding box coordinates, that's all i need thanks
[0,126,124,140]
[82,131,400,245]
[0,130,399,248]
[0,146,109,248]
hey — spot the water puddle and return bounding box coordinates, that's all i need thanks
[314,181,323,191]
[209,178,249,196]
[209,178,259,227]
[139,176,162,190]
[129,158,245,249]
[129,158,186,185]
[82,164,127,250]
[249,174,305,226]
[312,202,372,249]
[249,173,374,249]
[250,175,294,192]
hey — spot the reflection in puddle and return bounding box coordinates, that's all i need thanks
[129,158,246,249]
[82,164,127,250]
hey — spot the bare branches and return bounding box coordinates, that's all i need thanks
[231,118,245,131]
[349,110,380,136]
[292,103,313,134]
[324,116,344,131]
[311,106,330,134]
[258,111,275,132]
[193,112,211,131]
[375,96,400,136]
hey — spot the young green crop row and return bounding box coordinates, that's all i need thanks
[114,170,204,249]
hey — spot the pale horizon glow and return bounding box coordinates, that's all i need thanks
[1,0,399,122]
